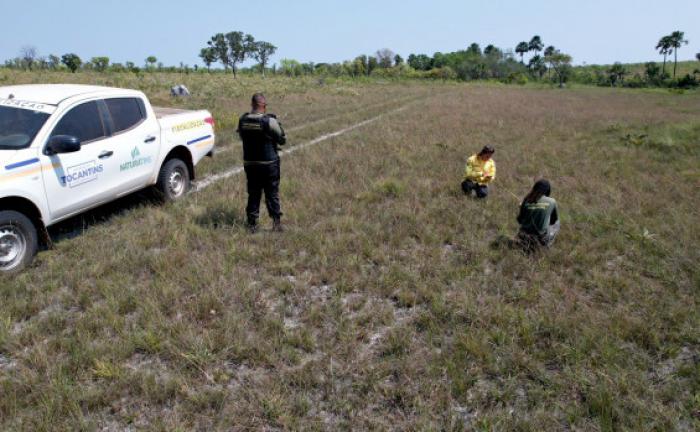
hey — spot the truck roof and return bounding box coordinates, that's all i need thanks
[0,84,141,106]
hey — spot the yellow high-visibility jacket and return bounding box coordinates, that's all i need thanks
[464,154,496,185]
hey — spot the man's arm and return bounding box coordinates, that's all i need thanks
[268,117,287,146]
[236,114,245,138]
[486,161,495,181]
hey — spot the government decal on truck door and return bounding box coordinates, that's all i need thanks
[39,100,115,219]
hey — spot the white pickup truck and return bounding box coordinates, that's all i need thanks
[0,84,215,273]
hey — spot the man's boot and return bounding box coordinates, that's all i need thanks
[272,218,283,232]
[247,218,258,234]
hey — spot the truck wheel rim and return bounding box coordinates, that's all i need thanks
[0,225,26,270]
[168,168,186,197]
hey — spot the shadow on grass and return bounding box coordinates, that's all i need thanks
[46,189,163,247]
[491,234,539,256]
[491,233,554,256]
[194,205,246,230]
[44,190,249,252]
[490,234,518,250]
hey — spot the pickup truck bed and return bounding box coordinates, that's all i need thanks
[153,106,193,119]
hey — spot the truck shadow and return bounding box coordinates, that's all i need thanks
[46,189,161,245]
[46,192,248,247]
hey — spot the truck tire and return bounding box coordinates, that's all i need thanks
[0,210,38,274]
[156,158,191,201]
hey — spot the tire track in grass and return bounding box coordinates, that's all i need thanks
[284,95,419,133]
[210,95,419,157]
[194,102,415,192]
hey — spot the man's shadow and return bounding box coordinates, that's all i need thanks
[491,234,543,255]
[193,205,246,230]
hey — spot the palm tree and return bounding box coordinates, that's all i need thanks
[608,63,627,87]
[668,31,688,78]
[528,55,547,79]
[656,35,672,77]
[528,36,544,55]
[544,46,556,79]
[515,42,529,63]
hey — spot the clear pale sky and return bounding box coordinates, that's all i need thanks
[2,0,698,67]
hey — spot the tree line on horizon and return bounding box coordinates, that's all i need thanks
[575,31,697,89]
[3,31,698,89]
[5,49,182,74]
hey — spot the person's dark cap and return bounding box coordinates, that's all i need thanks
[479,145,495,155]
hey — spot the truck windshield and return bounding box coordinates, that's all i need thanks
[0,106,50,150]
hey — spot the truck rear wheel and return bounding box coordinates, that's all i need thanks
[0,210,38,274]
[156,158,191,201]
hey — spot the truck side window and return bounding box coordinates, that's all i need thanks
[105,98,145,134]
[51,101,106,144]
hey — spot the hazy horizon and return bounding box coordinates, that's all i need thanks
[2,0,698,68]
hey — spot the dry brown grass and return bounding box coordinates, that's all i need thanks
[0,71,699,431]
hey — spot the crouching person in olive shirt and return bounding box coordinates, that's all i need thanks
[517,179,560,251]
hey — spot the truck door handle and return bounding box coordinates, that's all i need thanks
[144,136,156,143]
[98,151,114,159]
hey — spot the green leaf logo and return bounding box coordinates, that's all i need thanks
[131,147,140,159]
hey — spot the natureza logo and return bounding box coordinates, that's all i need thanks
[121,146,153,172]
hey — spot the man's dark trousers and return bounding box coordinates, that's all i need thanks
[461,180,488,198]
[244,160,281,224]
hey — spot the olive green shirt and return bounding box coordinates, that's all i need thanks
[517,196,558,236]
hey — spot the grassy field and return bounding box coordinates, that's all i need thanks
[1,71,699,431]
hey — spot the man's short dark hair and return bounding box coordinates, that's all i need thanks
[252,93,266,108]
[479,145,495,155]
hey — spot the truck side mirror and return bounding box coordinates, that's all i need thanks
[46,135,81,155]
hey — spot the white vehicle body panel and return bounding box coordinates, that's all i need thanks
[0,84,215,227]
[157,111,215,181]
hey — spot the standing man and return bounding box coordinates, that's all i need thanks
[461,145,496,198]
[238,93,287,233]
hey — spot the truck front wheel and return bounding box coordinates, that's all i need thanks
[0,210,38,274]
[156,159,191,201]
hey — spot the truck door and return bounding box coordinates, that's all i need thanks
[39,100,121,220]
[102,97,160,192]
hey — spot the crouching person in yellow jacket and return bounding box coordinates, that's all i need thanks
[461,145,496,198]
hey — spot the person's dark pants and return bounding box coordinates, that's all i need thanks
[244,160,281,225]
[461,180,488,198]
[517,220,560,252]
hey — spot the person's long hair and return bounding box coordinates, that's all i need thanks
[522,179,551,204]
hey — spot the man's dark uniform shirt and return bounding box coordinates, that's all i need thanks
[237,112,286,226]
